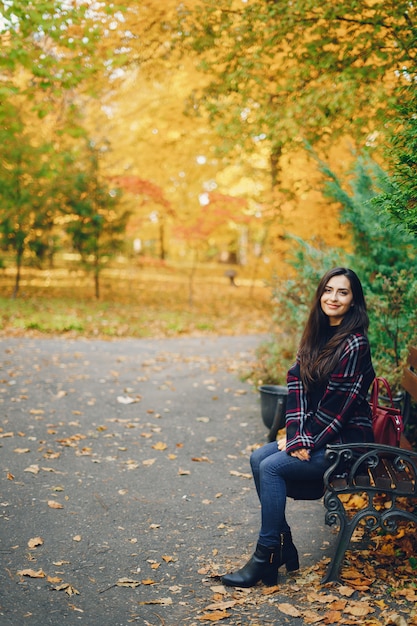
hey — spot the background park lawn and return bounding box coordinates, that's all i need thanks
[0,263,272,340]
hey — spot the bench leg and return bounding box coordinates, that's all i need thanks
[321,515,359,584]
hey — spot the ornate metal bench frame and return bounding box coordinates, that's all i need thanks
[321,442,417,583]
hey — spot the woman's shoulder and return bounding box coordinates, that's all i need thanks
[341,331,371,354]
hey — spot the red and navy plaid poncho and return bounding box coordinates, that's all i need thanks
[285,332,375,453]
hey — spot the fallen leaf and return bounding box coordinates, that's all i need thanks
[43,451,60,459]
[53,583,80,596]
[229,470,252,479]
[17,569,46,578]
[344,602,373,617]
[141,579,157,585]
[323,610,342,623]
[152,442,167,451]
[116,578,141,588]
[28,537,44,549]
[277,603,301,617]
[210,586,227,594]
[47,575,63,584]
[178,468,191,475]
[0,432,14,438]
[197,610,230,621]
[384,614,409,626]
[117,396,140,404]
[142,458,156,467]
[337,585,356,597]
[24,465,40,475]
[137,598,173,605]
[73,535,82,542]
[203,601,237,611]
[13,448,30,454]
[48,500,63,509]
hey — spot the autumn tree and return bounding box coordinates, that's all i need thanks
[376,84,417,238]
[172,0,416,266]
[0,101,61,296]
[112,176,175,260]
[178,0,415,153]
[62,142,129,299]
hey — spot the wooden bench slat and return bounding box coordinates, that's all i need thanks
[368,460,393,490]
[407,346,417,369]
[382,458,414,493]
[402,367,417,400]
[355,473,371,487]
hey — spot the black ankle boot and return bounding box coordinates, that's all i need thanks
[277,531,299,572]
[221,542,279,588]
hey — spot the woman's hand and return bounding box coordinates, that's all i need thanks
[277,437,286,451]
[290,448,310,461]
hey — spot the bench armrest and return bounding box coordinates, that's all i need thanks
[323,442,417,494]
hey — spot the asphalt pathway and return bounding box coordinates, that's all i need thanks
[0,335,333,625]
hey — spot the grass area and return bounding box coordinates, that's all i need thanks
[0,264,273,339]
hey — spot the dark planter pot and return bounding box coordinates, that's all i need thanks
[258,384,288,442]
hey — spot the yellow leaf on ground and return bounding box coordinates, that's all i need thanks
[47,576,63,584]
[116,578,141,588]
[28,537,44,549]
[137,598,173,606]
[53,583,80,596]
[24,465,40,474]
[141,579,157,585]
[48,500,63,509]
[277,603,301,617]
[17,569,46,578]
[197,610,231,621]
[229,470,252,479]
[323,610,342,623]
[13,448,30,454]
[337,585,356,597]
[204,601,237,611]
[152,441,167,450]
[345,602,373,617]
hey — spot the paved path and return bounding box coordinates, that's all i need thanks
[0,336,332,625]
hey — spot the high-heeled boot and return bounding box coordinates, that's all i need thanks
[221,542,279,588]
[277,531,299,572]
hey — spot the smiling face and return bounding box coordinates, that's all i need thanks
[320,274,354,326]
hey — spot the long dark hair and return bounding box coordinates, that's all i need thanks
[298,267,369,389]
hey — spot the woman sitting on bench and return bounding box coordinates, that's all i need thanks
[221,267,375,588]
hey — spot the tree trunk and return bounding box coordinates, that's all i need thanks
[94,255,100,299]
[12,248,23,298]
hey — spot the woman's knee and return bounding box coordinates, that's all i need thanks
[250,448,261,473]
[250,442,273,469]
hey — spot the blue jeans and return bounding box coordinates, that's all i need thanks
[250,442,330,547]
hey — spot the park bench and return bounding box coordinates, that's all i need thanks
[321,347,417,583]
[287,347,417,584]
